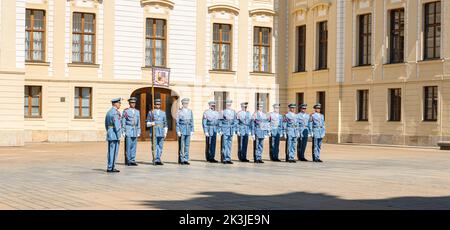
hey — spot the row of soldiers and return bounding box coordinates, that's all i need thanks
[104,97,325,173]
[202,100,326,165]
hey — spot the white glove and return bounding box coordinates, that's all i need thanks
[146,122,151,127]
[177,132,182,137]
[308,134,312,138]
[283,134,287,138]
[268,132,272,137]
[190,132,194,136]
[237,132,241,136]
[138,134,141,137]
[251,135,256,140]
[205,132,210,137]
[164,127,168,136]
[218,132,223,136]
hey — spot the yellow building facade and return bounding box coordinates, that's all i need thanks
[0,0,448,147]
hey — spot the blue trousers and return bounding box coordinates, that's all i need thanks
[178,135,191,163]
[254,138,264,161]
[205,134,217,161]
[286,135,297,161]
[107,140,120,170]
[297,129,309,160]
[221,135,233,162]
[269,134,281,160]
[237,135,249,161]
[125,136,137,163]
[152,137,164,163]
[312,138,323,160]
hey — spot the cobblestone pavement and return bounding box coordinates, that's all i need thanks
[0,140,449,210]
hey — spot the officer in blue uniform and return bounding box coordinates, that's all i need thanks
[105,98,123,173]
[236,102,251,162]
[146,99,168,165]
[311,103,325,163]
[283,104,300,163]
[297,103,312,161]
[251,103,270,164]
[203,101,220,163]
[219,99,237,164]
[122,97,141,166]
[176,98,194,165]
[268,103,283,162]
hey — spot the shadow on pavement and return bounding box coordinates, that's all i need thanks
[140,191,450,210]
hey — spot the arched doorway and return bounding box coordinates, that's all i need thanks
[131,87,179,141]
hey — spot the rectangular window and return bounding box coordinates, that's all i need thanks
[24,86,42,118]
[296,92,304,113]
[253,27,271,72]
[358,14,372,66]
[212,24,232,71]
[255,93,269,113]
[145,18,166,67]
[317,91,326,119]
[424,1,441,60]
[388,88,402,121]
[25,9,45,62]
[424,86,438,121]
[357,90,369,121]
[390,9,405,64]
[214,91,229,112]
[317,21,328,70]
[296,25,306,72]
[74,87,92,118]
[72,12,95,63]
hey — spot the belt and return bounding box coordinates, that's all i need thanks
[108,125,114,128]
[313,126,323,128]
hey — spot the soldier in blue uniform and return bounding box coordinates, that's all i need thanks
[283,104,300,163]
[219,99,237,164]
[297,103,311,161]
[203,101,220,163]
[176,98,194,165]
[105,98,123,173]
[251,103,270,164]
[236,102,251,162]
[122,97,141,166]
[268,103,283,162]
[311,103,325,163]
[146,99,168,165]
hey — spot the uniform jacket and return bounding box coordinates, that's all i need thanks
[236,110,252,136]
[105,107,123,141]
[202,109,220,136]
[146,109,168,138]
[283,112,300,138]
[219,109,237,136]
[251,111,270,139]
[176,108,194,135]
[268,112,283,136]
[311,112,326,138]
[297,112,312,137]
[122,108,141,138]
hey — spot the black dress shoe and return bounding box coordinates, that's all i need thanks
[272,159,281,162]
[112,169,120,172]
[107,169,113,173]
[184,162,190,165]
[130,162,138,166]
[225,161,233,164]
[155,162,164,166]
[179,162,185,165]
[316,159,323,163]
[240,159,250,162]
[300,158,309,162]
[209,159,219,163]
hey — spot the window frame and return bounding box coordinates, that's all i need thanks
[317,21,328,70]
[74,87,93,119]
[255,93,270,113]
[388,88,402,122]
[253,27,272,73]
[296,92,305,113]
[357,90,369,121]
[357,14,372,66]
[296,25,306,72]
[389,8,405,64]
[72,12,96,64]
[423,1,441,60]
[212,23,232,71]
[214,91,229,112]
[24,85,43,118]
[25,9,46,62]
[145,18,167,68]
[316,91,326,119]
[423,86,438,122]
